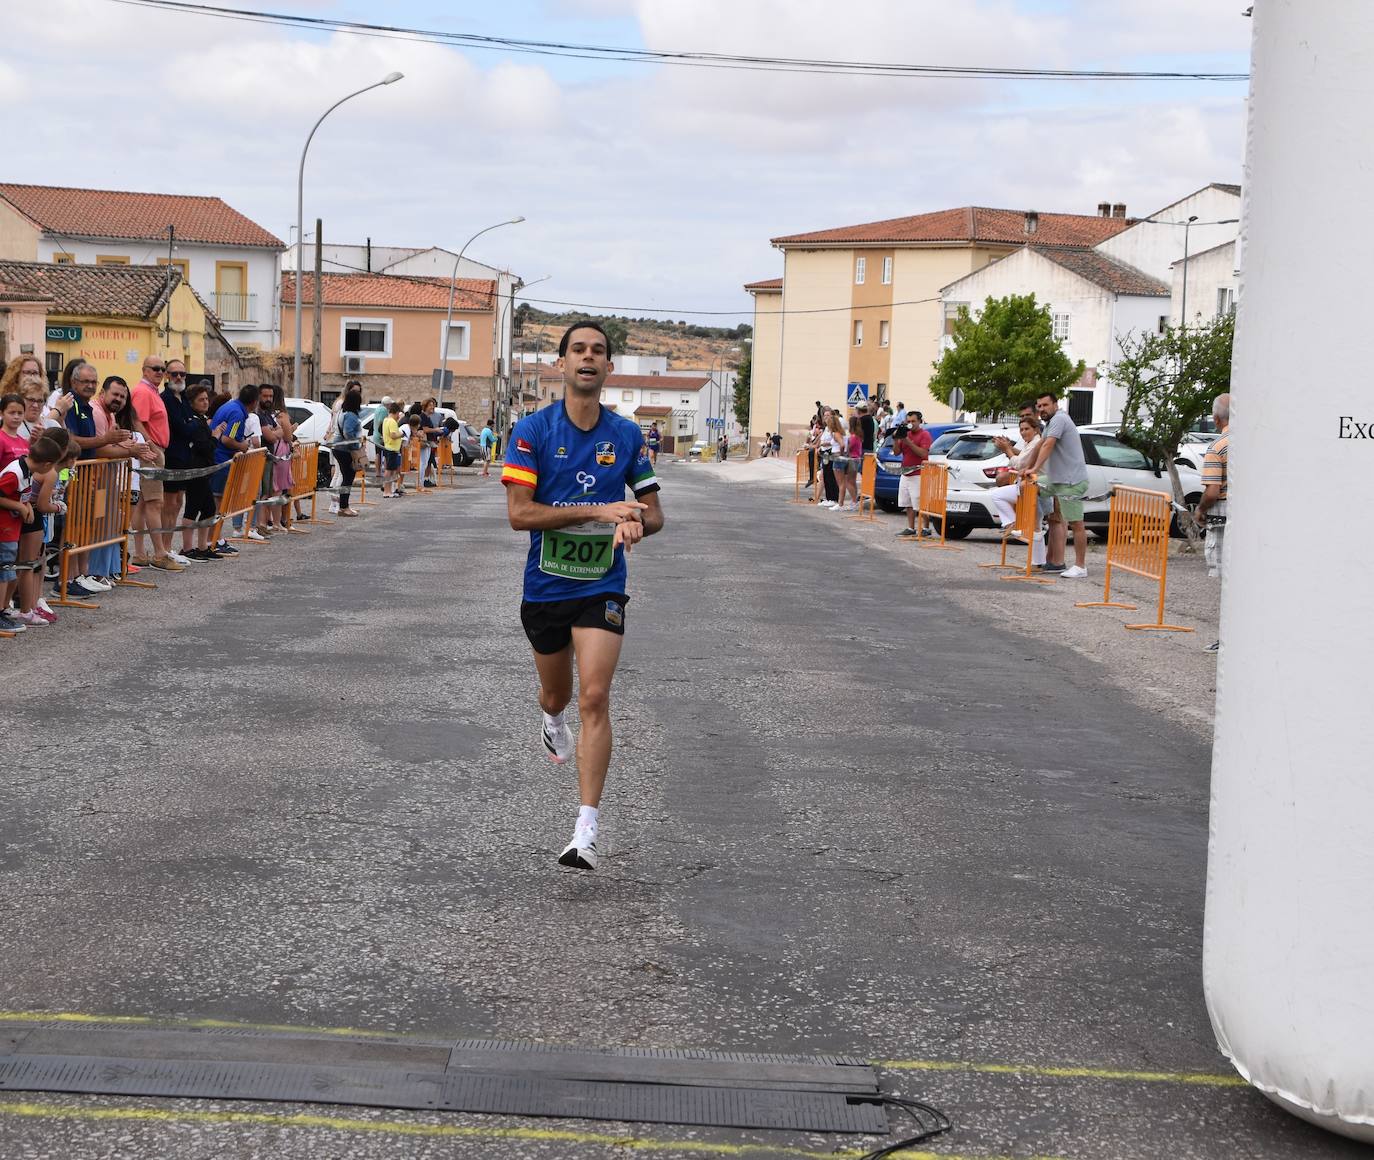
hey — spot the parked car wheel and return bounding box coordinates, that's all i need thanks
[1171,492,1203,538]
[942,522,972,540]
[877,497,900,513]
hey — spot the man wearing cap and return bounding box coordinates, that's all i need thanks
[130,355,181,571]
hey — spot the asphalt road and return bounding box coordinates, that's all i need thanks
[0,464,1363,1160]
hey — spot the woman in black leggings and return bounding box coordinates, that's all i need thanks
[335,388,363,517]
[181,383,222,559]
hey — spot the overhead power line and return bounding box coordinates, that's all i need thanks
[110,0,1250,82]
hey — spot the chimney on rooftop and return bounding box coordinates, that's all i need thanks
[1111,203,1127,218]
[1097,201,1112,217]
[1024,210,1039,236]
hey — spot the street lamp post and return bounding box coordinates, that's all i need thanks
[437,217,525,412]
[1179,214,1200,329]
[496,274,549,438]
[293,71,403,397]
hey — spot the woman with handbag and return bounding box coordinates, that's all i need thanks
[335,388,364,518]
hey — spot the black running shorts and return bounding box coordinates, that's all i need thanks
[520,591,628,654]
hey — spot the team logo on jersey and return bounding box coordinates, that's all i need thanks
[555,446,568,458]
[604,600,623,628]
[595,441,616,466]
[575,470,597,494]
[515,438,533,454]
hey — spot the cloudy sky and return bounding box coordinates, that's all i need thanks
[9,0,1252,323]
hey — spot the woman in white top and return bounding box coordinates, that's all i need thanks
[818,411,843,508]
[985,417,1047,564]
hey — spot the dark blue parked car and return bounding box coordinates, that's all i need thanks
[873,423,974,511]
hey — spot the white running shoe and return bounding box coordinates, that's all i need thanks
[246,529,268,542]
[167,551,193,566]
[1059,565,1088,579]
[558,825,598,871]
[542,717,574,764]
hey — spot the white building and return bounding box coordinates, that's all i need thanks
[0,184,284,351]
[938,182,1242,424]
[940,246,1170,424]
[1095,183,1241,283]
[1171,240,1238,327]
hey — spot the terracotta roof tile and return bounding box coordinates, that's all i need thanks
[632,405,674,417]
[606,374,710,390]
[0,184,284,249]
[280,272,496,310]
[744,277,783,291]
[1033,246,1170,297]
[772,206,1131,249]
[0,259,177,317]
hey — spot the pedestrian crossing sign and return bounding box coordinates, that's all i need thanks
[846,382,869,408]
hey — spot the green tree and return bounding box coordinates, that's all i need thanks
[732,343,752,432]
[602,318,630,355]
[1108,311,1235,544]
[929,293,1084,418]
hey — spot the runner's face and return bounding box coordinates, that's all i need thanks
[561,329,612,394]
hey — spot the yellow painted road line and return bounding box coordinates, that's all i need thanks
[879,1059,1246,1088]
[0,1099,1064,1160]
[0,1011,404,1040]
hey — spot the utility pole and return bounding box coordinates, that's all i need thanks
[312,217,323,400]
[163,225,174,346]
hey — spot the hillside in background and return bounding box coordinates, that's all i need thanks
[515,305,748,370]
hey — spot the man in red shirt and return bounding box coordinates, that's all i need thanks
[130,354,178,569]
[894,411,932,538]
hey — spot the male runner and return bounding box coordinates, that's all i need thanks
[503,321,665,870]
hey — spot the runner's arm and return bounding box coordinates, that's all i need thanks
[505,485,645,532]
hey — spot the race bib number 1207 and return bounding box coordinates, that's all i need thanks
[539,523,615,581]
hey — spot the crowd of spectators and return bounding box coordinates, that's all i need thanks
[0,353,369,636]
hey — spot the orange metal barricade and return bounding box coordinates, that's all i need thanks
[55,458,155,609]
[435,436,457,487]
[790,449,814,504]
[213,448,268,547]
[848,454,877,522]
[1075,485,1193,632]
[980,482,1035,572]
[400,438,429,495]
[284,443,319,532]
[916,463,959,550]
[1001,481,1055,585]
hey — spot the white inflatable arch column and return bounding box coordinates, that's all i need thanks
[1205,0,1374,1141]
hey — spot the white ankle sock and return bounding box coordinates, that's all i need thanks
[543,709,566,730]
[577,805,599,831]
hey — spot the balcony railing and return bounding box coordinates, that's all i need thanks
[214,291,257,324]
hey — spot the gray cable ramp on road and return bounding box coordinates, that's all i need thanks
[0,1022,889,1135]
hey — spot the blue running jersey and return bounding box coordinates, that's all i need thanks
[502,401,660,603]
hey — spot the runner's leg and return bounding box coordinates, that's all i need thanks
[570,625,624,808]
[532,643,574,718]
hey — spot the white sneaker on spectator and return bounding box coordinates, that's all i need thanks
[1059,565,1088,579]
[77,575,111,593]
[15,610,49,627]
[167,551,193,566]
[328,503,340,514]
[36,598,56,618]
[246,529,268,542]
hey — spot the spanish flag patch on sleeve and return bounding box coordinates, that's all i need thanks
[502,463,537,488]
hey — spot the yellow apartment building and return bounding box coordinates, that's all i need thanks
[749,206,1132,452]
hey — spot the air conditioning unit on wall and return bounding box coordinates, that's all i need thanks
[343,354,367,374]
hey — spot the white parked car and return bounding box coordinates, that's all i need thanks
[1079,423,1219,472]
[939,428,1203,539]
[284,397,333,444]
